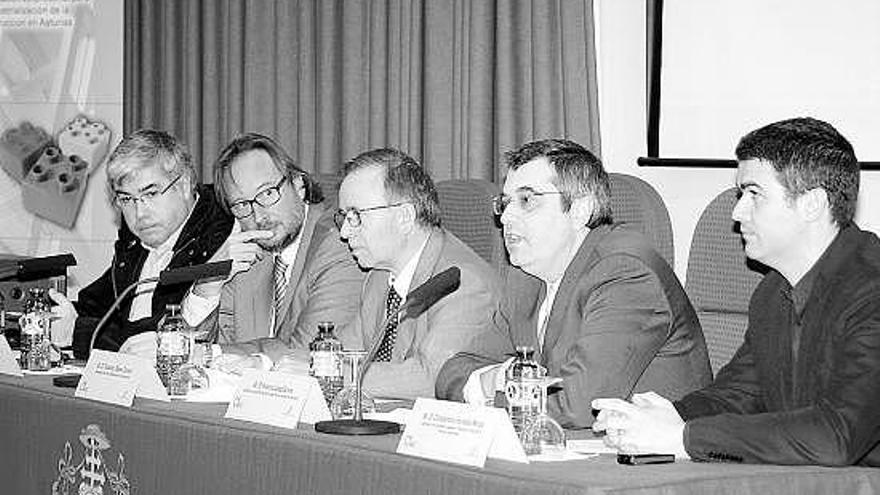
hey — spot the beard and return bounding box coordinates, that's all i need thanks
[257,217,304,251]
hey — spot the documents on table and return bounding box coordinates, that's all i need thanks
[224,370,331,429]
[397,398,528,468]
[75,349,169,406]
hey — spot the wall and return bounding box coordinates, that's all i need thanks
[0,0,123,296]
[595,0,880,280]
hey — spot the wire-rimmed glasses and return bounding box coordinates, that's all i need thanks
[491,189,564,216]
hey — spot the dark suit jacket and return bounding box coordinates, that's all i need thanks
[196,204,365,361]
[72,185,233,358]
[676,225,880,466]
[436,224,711,428]
[339,228,500,400]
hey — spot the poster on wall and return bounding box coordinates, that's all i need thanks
[0,0,122,296]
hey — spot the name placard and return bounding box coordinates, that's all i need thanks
[224,370,330,429]
[0,337,23,377]
[75,350,169,406]
[397,398,527,468]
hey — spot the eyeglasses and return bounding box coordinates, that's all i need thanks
[492,189,564,215]
[333,202,409,229]
[114,174,182,210]
[228,176,288,219]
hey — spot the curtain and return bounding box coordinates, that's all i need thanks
[124,0,600,183]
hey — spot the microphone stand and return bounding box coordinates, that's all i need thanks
[53,261,232,388]
[314,305,407,435]
[315,266,461,435]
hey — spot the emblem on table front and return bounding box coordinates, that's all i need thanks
[51,424,130,495]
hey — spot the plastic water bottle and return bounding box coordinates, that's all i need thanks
[309,321,344,404]
[20,288,52,371]
[156,304,189,393]
[505,345,543,437]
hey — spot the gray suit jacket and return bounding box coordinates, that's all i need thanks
[198,204,365,361]
[340,228,501,400]
[436,224,712,428]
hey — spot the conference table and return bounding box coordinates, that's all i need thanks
[2,373,878,495]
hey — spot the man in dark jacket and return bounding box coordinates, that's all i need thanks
[594,117,880,467]
[49,130,233,359]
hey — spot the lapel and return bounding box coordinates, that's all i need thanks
[275,205,324,332]
[540,225,609,360]
[507,270,543,355]
[393,229,444,359]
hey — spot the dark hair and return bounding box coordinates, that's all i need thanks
[213,133,323,210]
[735,117,859,227]
[342,148,441,228]
[505,138,612,228]
[106,129,195,191]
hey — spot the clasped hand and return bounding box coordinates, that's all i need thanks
[591,391,689,459]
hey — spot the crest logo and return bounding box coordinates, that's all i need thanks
[51,424,130,495]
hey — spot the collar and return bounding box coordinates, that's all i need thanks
[788,228,840,316]
[277,204,310,265]
[389,235,430,299]
[141,191,199,254]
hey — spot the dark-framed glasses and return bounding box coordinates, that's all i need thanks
[492,189,564,216]
[114,174,182,210]
[228,176,288,219]
[334,202,409,229]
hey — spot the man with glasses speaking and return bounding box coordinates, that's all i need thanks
[183,133,364,368]
[48,130,234,359]
[322,148,500,399]
[436,139,711,428]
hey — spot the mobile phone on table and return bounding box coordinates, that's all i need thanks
[617,453,675,465]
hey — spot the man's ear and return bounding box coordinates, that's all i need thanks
[398,202,418,233]
[291,174,307,201]
[798,187,829,222]
[567,194,595,228]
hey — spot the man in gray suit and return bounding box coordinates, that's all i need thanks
[185,133,364,367]
[332,148,501,400]
[435,139,711,428]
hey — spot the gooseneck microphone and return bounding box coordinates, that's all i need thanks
[88,260,232,355]
[0,253,77,281]
[315,266,461,435]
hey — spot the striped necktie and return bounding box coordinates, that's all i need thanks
[375,286,402,362]
[272,255,289,333]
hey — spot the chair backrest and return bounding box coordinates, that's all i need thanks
[685,188,766,375]
[313,172,341,211]
[435,179,506,270]
[608,173,675,267]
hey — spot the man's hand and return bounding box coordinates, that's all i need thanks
[119,331,158,360]
[47,288,77,347]
[191,226,274,298]
[592,391,690,458]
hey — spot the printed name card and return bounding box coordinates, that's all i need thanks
[397,398,527,468]
[224,370,331,429]
[75,350,169,406]
[0,336,23,377]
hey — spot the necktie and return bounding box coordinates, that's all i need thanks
[375,286,402,362]
[272,255,289,334]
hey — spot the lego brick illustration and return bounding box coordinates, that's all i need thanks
[21,146,90,229]
[57,116,111,172]
[0,121,53,182]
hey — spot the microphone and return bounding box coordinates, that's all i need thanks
[315,266,461,435]
[0,253,77,281]
[87,260,232,356]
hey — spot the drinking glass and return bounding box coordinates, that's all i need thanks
[329,350,376,419]
[520,377,566,457]
[168,326,210,396]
